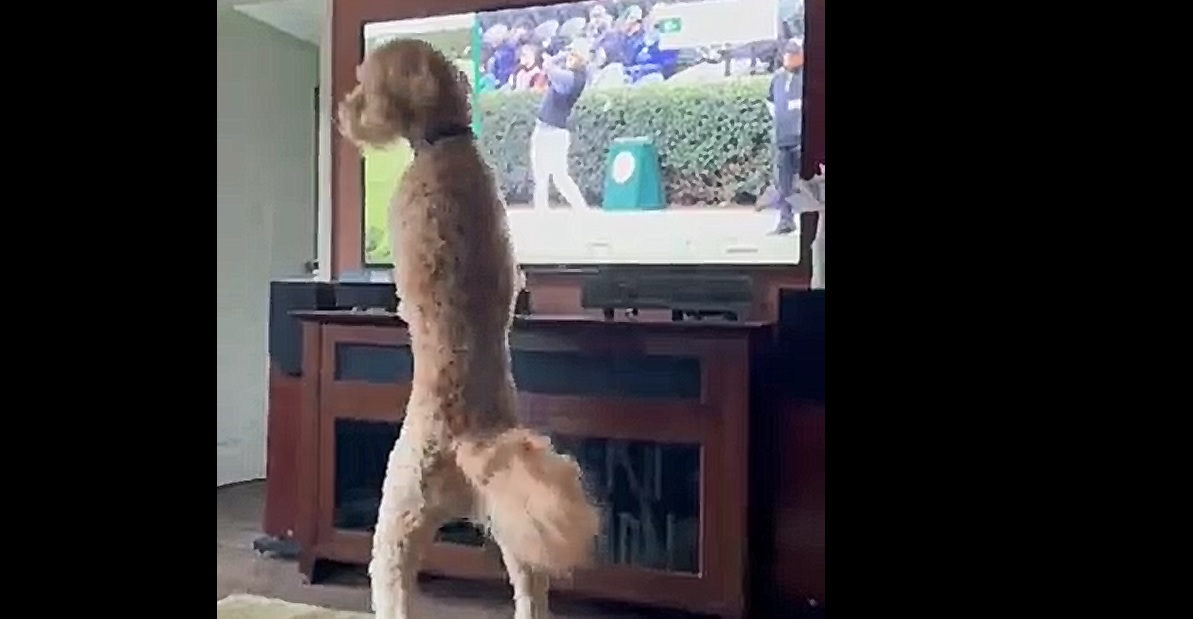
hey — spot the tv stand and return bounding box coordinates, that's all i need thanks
[289,310,769,618]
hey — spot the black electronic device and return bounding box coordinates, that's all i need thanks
[580,267,754,322]
[514,289,531,315]
[333,281,396,311]
[776,288,825,398]
[268,279,336,376]
[334,280,527,315]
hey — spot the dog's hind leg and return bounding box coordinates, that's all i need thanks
[370,434,449,619]
[498,542,550,619]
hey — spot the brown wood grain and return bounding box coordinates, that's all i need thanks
[264,368,302,539]
[771,398,825,604]
[295,323,324,578]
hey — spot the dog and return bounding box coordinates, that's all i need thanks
[337,38,601,619]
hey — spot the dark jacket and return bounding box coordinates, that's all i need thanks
[767,68,804,148]
[536,58,587,129]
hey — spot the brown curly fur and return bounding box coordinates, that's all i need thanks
[337,39,600,619]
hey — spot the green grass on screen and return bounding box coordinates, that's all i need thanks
[362,26,475,266]
[363,144,412,265]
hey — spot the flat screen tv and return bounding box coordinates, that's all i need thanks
[361,0,807,267]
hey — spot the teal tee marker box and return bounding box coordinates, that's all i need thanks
[601,136,666,211]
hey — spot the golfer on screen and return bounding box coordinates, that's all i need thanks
[530,41,590,210]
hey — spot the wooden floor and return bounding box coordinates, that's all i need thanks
[216,481,697,618]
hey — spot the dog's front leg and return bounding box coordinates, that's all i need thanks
[370,434,445,619]
[498,543,550,619]
[393,275,411,323]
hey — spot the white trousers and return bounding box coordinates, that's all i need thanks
[530,122,588,210]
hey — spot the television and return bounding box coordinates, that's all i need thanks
[361,0,807,267]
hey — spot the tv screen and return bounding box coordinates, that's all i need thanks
[361,0,806,266]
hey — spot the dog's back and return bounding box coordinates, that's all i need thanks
[392,138,519,432]
[393,140,514,332]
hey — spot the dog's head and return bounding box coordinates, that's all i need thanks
[337,38,471,149]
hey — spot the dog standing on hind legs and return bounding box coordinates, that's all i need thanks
[337,39,601,619]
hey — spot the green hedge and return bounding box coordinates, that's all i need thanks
[477,76,774,206]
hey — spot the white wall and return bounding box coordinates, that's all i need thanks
[217,6,318,486]
[317,0,333,281]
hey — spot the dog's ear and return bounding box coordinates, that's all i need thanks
[395,53,442,114]
[346,39,470,145]
[337,82,399,148]
[456,68,472,96]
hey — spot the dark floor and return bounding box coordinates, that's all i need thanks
[217,481,678,618]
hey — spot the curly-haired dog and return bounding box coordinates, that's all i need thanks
[337,39,601,619]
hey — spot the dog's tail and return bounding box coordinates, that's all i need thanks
[454,428,600,575]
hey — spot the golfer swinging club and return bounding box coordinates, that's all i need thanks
[531,41,590,210]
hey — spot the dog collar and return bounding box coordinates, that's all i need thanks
[413,124,473,151]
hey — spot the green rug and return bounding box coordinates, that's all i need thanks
[217,595,370,619]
